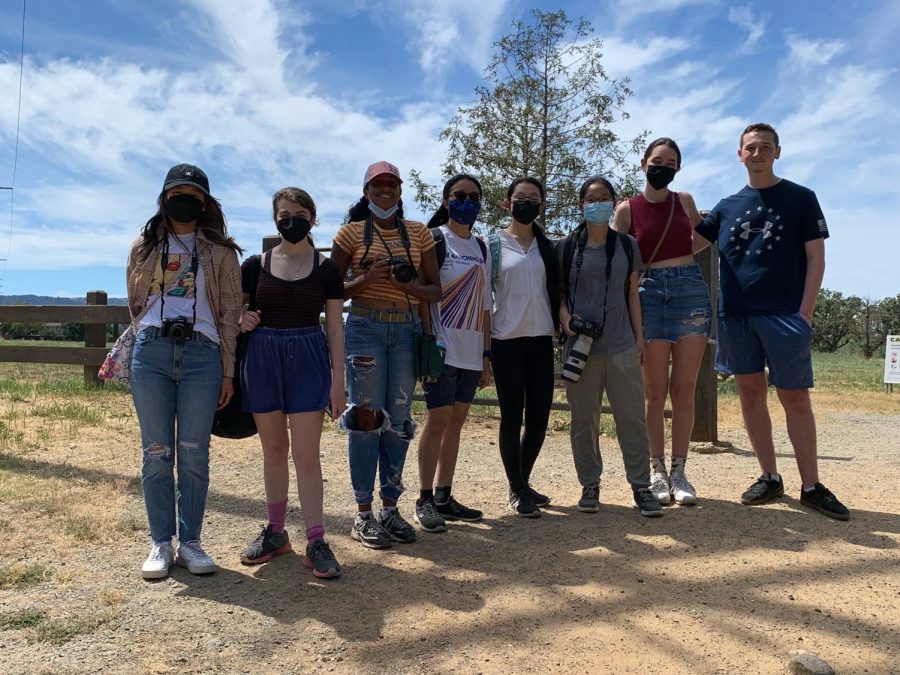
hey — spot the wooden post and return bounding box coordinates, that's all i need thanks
[84,290,107,386]
[262,235,281,253]
[691,246,718,443]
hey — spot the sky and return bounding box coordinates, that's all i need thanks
[0,0,897,300]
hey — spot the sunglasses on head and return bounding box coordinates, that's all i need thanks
[450,190,481,203]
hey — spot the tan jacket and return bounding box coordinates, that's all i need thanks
[126,230,242,377]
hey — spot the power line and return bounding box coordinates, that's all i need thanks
[2,0,26,291]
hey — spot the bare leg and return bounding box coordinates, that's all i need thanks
[735,372,777,475]
[418,406,453,492]
[288,411,327,530]
[642,341,672,461]
[776,388,819,487]
[254,411,291,505]
[668,336,707,458]
[435,402,473,487]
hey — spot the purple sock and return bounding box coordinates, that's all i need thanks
[267,499,288,534]
[306,524,325,544]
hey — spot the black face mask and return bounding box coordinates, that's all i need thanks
[646,165,677,190]
[511,200,540,225]
[165,194,205,223]
[276,216,311,244]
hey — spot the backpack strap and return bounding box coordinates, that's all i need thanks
[430,227,446,268]
[488,233,501,292]
[620,232,634,301]
[476,236,487,261]
[561,226,583,308]
[247,254,263,312]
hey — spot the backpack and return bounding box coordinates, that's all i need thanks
[561,226,634,308]
[430,227,488,267]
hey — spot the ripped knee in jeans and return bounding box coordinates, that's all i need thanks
[143,443,171,460]
[348,354,376,380]
[340,404,388,433]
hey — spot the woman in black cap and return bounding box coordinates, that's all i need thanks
[126,164,243,579]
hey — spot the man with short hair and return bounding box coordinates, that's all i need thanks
[694,123,849,520]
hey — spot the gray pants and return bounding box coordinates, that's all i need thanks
[565,345,651,489]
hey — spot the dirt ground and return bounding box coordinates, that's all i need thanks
[1,391,899,674]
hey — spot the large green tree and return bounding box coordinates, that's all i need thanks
[411,9,646,236]
[812,289,862,353]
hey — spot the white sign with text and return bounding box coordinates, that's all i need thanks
[885,335,900,384]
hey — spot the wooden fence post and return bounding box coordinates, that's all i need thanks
[84,290,107,387]
[691,246,718,443]
[262,235,281,253]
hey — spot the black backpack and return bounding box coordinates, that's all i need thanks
[431,227,488,267]
[561,226,634,307]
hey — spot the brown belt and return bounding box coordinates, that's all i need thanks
[348,304,416,323]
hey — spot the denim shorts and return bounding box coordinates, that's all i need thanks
[423,363,481,409]
[242,326,331,414]
[716,313,814,389]
[639,263,711,342]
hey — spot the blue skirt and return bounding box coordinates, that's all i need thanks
[241,326,331,414]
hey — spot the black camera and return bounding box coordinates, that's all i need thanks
[569,317,603,339]
[561,316,604,383]
[361,256,417,283]
[161,317,194,342]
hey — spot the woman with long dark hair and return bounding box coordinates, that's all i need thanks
[330,161,441,549]
[488,177,560,518]
[126,164,243,579]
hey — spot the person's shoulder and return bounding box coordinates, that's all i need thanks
[320,255,341,272]
[776,178,815,197]
[404,219,429,234]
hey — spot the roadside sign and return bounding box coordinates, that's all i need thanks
[885,335,900,385]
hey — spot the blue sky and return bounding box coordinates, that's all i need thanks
[0,0,897,299]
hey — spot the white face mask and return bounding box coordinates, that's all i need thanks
[368,201,398,220]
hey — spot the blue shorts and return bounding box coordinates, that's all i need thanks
[716,313,814,389]
[241,326,331,414]
[639,264,711,342]
[423,364,481,409]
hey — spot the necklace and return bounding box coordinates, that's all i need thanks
[274,247,313,280]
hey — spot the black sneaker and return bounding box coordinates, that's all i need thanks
[509,489,541,518]
[632,488,663,517]
[240,525,292,564]
[577,484,600,513]
[435,496,483,522]
[413,498,447,533]
[800,483,850,521]
[350,512,392,549]
[304,540,342,578]
[379,509,417,543]
[740,474,785,505]
[526,485,551,507]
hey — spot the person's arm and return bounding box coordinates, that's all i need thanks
[392,244,441,302]
[479,310,492,388]
[692,205,718,254]
[611,201,632,235]
[627,269,645,364]
[799,238,825,326]
[216,249,243,409]
[324,297,346,420]
[329,242,392,299]
[679,192,704,226]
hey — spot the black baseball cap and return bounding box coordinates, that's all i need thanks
[163,164,210,195]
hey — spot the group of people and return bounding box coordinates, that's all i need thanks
[124,122,850,582]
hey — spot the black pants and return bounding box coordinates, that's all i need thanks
[491,335,555,492]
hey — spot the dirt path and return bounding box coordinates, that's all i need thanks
[1,399,899,674]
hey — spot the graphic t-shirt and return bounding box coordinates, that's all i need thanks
[138,233,219,342]
[430,226,492,371]
[695,179,828,317]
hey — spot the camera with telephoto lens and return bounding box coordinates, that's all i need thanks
[561,317,603,383]
[161,317,194,342]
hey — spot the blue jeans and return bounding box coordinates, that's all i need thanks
[639,263,711,342]
[131,327,222,543]
[341,313,419,505]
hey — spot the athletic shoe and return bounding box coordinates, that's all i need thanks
[650,470,671,505]
[435,496,483,522]
[141,541,174,579]
[799,483,850,521]
[240,524,292,564]
[670,471,698,506]
[175,541,217,575]
[413,498,447,533]
[577,484,600,513]
[740,474,785,505]
[350,512,392,549]
[526,485,551,507]
[509,489,541,518]
[632,488,663,517]
[379,509,417,543]
[304,540,342,578]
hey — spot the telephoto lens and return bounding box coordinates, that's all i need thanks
[561,333,594,383]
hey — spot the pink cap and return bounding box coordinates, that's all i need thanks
[363,161,403,189]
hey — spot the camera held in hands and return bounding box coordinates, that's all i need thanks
[561,316,603,383]
[362,257,417,284]
[161,317,194,343]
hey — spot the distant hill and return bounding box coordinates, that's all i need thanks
[0,295,128,306]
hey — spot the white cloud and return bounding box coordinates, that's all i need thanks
[599,35,691,79]
[785,34,846,68]
[727,5,769,52]
[609,0,717,26]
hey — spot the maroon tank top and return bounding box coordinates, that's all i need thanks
[628,192,694,265]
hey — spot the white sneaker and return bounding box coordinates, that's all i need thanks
[650,470,671,505]
[670,471,698,505]
[141,541,175,579]
[175,541,217,575]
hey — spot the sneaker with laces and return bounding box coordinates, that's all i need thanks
[632,488,663,517]
[650,470,671,505]
[413,498,447,533]
[350,512,392,549]
[175,541,217,575]
[304,540,342,578]
[379,509,417,543]
[526,484,551,507]
[740,474,785,505]
[577,484,600,513]
[435,496,483,522]
[670,471,697,505]
[141,541,175,579]
[800,483,850,521]
[509,489,541,518]
[240,525,292,564]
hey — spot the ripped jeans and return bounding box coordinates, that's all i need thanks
[131,327,222,544]
[341,312,419,505]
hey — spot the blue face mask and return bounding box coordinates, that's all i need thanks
[448,198,481,226]
[583,201,614,225]
[368,201,398,220]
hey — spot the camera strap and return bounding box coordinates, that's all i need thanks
[361,215,414,271]
[568,225,616,335]
[158,235,199,327]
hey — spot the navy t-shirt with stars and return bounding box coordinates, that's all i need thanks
[696,179,828,317]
